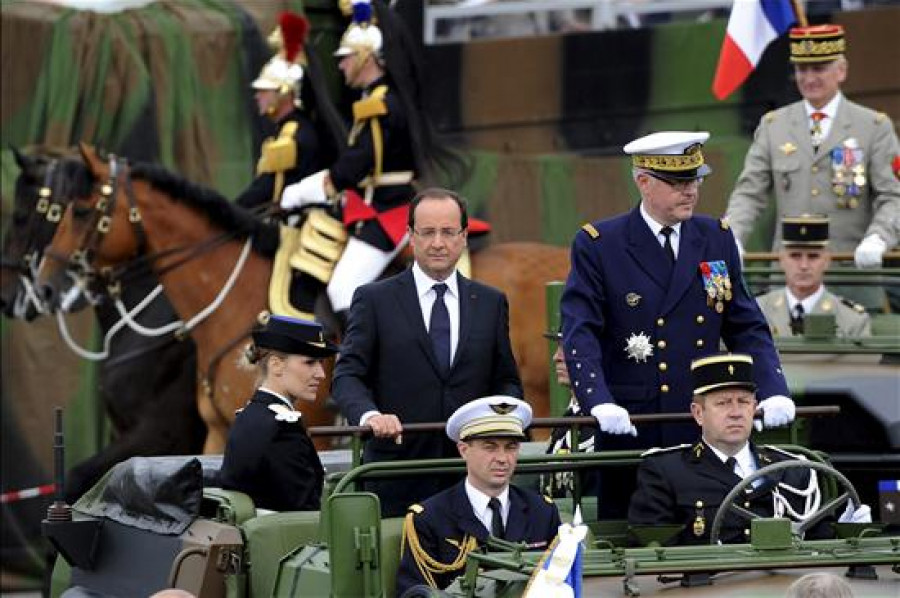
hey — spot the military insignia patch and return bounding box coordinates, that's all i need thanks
[779,142,797,156]
[625,292,642,307]
[490,403,517,415]
[624,332,653,363]
[268,403,301,423]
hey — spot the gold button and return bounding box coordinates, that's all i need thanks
[744,501,751,508]
[661,384,670,393]
[811,165,819,173]
[659,362,668,372]
[696,339,704,348]
[657,340,666,349]
[744,529,750,536]
[657,318,665,327]
[696,315,705,324]
[811,188,820,196]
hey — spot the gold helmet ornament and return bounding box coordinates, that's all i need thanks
[334,0,383,76]
[252,12,310,109]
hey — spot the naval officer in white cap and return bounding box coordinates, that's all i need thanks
[397,396,561,594]
[560,131,794,518]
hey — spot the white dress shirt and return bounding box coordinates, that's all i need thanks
[411,262,461,361]
[804,92,842,143]
[465,479,509,533]
[785,286,825,319]
[640,202,681,259]
[708,441,760,487]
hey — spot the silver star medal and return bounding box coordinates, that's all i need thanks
[624,332,654,363]
[268,403,301,423]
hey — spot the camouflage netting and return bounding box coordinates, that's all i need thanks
[0,0,305,589]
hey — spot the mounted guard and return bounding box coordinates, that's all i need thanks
[280,0,465,323]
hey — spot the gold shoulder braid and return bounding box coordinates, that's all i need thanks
[401,511,478,588]
[257,121,300,202]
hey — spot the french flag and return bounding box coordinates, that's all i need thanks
[712,0,796,100]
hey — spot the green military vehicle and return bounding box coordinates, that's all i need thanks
[44,417,899,597]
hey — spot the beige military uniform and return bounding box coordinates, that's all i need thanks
[756,288,870,338]
[726,98,900,252]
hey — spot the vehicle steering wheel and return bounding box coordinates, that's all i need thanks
[709,459,860,545]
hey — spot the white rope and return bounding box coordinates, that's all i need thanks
[771,465,821,521]
[55,238,253,359]
[18,274,48,316]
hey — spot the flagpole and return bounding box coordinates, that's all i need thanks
[790,0,809,27]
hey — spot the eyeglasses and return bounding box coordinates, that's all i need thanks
[412,227,464,241]
[646,173,704,191]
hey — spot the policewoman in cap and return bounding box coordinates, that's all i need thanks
[216,315,336,512]
[756,214,870,337]
[726,24,900,277]
[397,396,560,595]
[560,131,793,517]
[628,353,870,546]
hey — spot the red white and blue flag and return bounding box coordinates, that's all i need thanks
[712,0,797,100]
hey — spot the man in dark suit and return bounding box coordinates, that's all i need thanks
[561,131,795,517]
[629,353,871,546]
[397,396,560,594]
[333,187,522,516]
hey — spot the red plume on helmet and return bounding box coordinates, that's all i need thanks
[278,12,309,64]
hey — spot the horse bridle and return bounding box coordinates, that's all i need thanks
[65,156,148,298]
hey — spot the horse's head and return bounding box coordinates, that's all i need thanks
[1,147,82,319]
[36,144,140,313]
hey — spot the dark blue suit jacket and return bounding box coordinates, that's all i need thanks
[561,208,788,447]
[396,481,560,595]
[333,268,522,514]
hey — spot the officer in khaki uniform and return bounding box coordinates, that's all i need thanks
[628,353,871,546]
[235,13,322,211]
[756,215,870,338]
[725,25,900,272]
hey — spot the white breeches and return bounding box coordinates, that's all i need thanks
[327,235,408,312]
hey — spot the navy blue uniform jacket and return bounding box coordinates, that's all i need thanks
[629,441,833,545]
[397,482,561,595]
[333,268,522,514]
[561,208,788,446]
[235,109,322,210]
[217,390,323,512]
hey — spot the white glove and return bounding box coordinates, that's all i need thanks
[280,169,329,210]
[854,234,887,269]
[754,395,796,430]
[839,500,872,523]
[590,403,637,436]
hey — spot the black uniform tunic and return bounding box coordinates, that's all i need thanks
[217,389,323,511]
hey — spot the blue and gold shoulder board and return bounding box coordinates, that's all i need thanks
[581,223,600,239]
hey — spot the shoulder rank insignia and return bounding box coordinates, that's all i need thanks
[408,503,424,514]
[840,297,866,313]
[692,442,705,459]
[875,112,886,123]
[761,444,803,460]
[581,223,600,239]
[268,403,301,423]
[543,495,554,504]
[719,218,730,230]
[764,110,776,123]
[641,444,690,458]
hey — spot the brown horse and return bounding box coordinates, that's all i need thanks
[38,145,569,451]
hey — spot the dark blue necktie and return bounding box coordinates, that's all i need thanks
[488,497,505,539]
[660,226,676,264]
[430,283,451,372]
